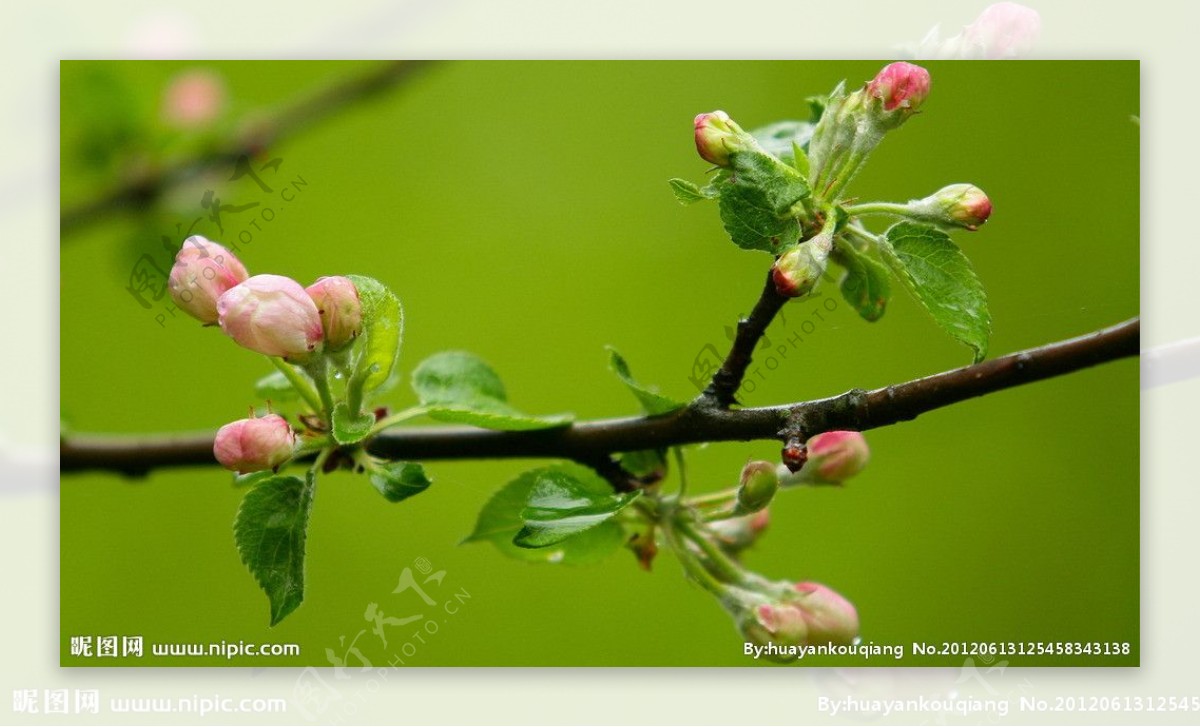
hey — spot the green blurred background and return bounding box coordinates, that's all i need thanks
[60,61,1139,667]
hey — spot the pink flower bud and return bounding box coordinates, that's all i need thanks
[710,509,770,553]
[804,431,869,483]
[787,582,859,645]
[213,414,296,473]
[162,69,226,129]
[753,602,809,644]
[771,230,833,298]
[946,184,993,230]
[867,62,931,113]
[736,460,779,513]
[305,276,362,351]
[962,3,1041,59]
[217,274,324,360]
[168,235,249,324]
[694,110,751,167]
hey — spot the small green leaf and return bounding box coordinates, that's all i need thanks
[346,275,403,395]
[883,223,991,362]
[412,351,573,431]
[668,178,714,205]
[234,473,315,626]
[728,149,810,215]
[747,120,815,163]
[254,371,299,401]
[606,347,682,416]
[717,183,802,254]
[463,464,627,565]
[368,461,431,503]
[834,238,891,322]
[332,403,375,445]
[791,140,810,178]
[514,471,641,548]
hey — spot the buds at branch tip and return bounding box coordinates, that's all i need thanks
[735,581,859,659]
[735,460,779,514]
[168,235,249,324]
[694,110,753,167]
[217,274,324,360]
[213,414,296,474]
[802,430,870,484]
[785,581,860,645]
[306,276,362,351]
[909,184,993,231]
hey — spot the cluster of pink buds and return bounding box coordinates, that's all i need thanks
[168,235,365,473]
[168,236,362,360]
[735,581,860,661]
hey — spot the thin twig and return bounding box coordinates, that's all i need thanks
[699,270,790,408]
[60,61,435,236]
[59,317,1139,478]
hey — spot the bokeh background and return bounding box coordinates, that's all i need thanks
[60,60,1138,667]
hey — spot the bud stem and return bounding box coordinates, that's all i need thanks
[302,358,336,420]
[269,357,324,415]
[676,517,751,588]
[822,149,870,201]
[842,201,911,218]
[661,518,733,602]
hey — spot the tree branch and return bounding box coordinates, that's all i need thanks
[699,270,789,408]
[60,61,435,236]
[60,317,1139,478]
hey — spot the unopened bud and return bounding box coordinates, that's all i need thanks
[803,431,870,484]
[865,62,931,129]
[961,3,1041,59]
[168,236,249,324]
[772,226,833,298]
[785,582,860,645]
[217,274,324,360]
[908,184,993,231]
[213,414,296,473]
[305,276,362,351]
[735,460,778,513]
[694,110,754,167]
[709,509,770,554]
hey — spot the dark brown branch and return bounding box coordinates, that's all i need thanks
[699,270,789,408]
[60,317,1139,478]
[60,61,435,236]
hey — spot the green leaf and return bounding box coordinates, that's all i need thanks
[791,140,810,178]
[668,178,715,205]
[717,183,802,254]
[368,461,431,503]
[728,149,810,215]
[514,470,641,548]
[463,464,627,565]
[606,347,682,416]
[412,351,573,431]
[346,275,403,395]
[746,120,815,163]
[331,403,375,445]
[234,473,315,626]
[254,371,299,401]
[883,223,991,362]
[834,238,892,322]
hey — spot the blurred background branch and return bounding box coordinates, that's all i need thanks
[60,60,434,236]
